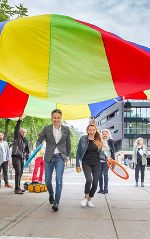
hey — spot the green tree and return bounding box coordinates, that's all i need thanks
[70,125,83,159]
[1,117,51,148]
[15,3,28,18]
[0,117,83,158]
[0,0,28,22]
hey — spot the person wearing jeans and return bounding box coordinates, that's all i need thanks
[45,154,65,205]
[0,133,12,188]
[36,109,71,212]
[132,138,148,187]
[76,124,106,208]
[98,129,115,194]
[99,161,108,193]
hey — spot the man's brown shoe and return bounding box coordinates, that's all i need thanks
[5,184,13,188]
[15,189,24,194]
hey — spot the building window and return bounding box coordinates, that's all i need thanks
[141,108,147,118]
[100,118,107,124]
[136,108,141,118]
[147,124,150,134]
[106,110,119,121]
[124,110,131,118]
[142,122,147,134]
[129,139,133,147]
[114,129,119,134]
[147,108,150,119]
[136,122,143,134]
[109,126,114,130]
[130,108,136,118]
[148,139,150,147]
[107,112,115,120]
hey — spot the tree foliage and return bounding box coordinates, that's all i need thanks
[0,118,83,158]
[70,125,83,159]
[0,0,83,159]
[0,0,28,22]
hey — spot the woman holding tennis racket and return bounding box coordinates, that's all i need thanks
[132,138,148,187]
[76,124,107,208]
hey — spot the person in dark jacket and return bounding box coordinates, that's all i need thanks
[36,109,71,212]
[76,124,107,208]
[12,117,29,194]
[24,137,29,162]
[98,129,115,194]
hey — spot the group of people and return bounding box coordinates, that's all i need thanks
[0,109,148,211]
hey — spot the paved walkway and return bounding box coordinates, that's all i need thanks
[0,167,150,239]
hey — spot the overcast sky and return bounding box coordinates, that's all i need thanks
[9,0,150,46]
[8,0,150,132]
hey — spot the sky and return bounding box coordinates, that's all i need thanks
[8,0,150,133]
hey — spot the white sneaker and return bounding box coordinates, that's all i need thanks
[87,200,94,208]
[135,182,138,187]
[81,198,88,207]
[141,182,144,187]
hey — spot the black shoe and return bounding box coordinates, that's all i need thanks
[21,189,26,192]
[97,189,104,193]
[15,189,24,194]
[52,203,59,212]
[49,195,54,204]
[102,189,108,194]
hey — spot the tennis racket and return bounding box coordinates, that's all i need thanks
[107,158,129,180]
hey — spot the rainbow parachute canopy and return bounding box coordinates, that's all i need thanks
[0,14,150,119]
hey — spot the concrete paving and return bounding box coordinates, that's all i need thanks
[0,167,150,239]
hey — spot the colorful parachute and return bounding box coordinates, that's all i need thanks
[0,14,150,119]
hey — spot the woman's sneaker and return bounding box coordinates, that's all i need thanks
[81,198,88,207]
[141,182,144,187]
[87,200,94,208]
[135,182,138,187]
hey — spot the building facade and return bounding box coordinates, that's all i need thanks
[95,100,150,159]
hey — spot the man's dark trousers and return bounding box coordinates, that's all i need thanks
[0,161,9,185]
[12,156,24,190]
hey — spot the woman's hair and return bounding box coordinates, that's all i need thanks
[86,124,107,149]
[134,137,144,147]
[101,129,112,139]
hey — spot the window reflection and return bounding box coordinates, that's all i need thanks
[147,108,150,118]
[131,108,136,117]
[136,108,141,118]
[141,108,147,118]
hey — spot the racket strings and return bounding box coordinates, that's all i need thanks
[109,162,128,178]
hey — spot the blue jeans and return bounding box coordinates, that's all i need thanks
[45,154,65,205]
[99,161,108,191]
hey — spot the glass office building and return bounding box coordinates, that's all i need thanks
[124,101,150,152]
[95,100,150,159]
